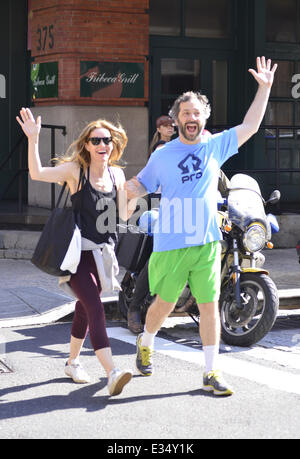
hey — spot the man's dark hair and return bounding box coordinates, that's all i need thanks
[169,91,211,121]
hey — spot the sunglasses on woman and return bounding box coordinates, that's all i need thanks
[88,137,113,146]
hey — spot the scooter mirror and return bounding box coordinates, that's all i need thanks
[267,189,281,205]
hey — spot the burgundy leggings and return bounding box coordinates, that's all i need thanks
[69,251,110,351]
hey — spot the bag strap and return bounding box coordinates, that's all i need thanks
[55,182,68,208]
[108,167,116,187]
[77,166,85,191]
[76,167,85,223]
[55,166,85,209]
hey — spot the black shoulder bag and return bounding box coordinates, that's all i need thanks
[31,171,83,276]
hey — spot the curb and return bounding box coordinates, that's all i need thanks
[0,294,120,329]
[1,289,300,330]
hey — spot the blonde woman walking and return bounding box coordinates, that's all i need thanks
[17,108,137,396]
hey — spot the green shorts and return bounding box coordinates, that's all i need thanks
[148,241,221,304]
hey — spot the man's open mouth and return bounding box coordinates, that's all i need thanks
[185,123,199,135]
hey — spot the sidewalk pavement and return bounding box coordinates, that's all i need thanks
[0,248,299,329]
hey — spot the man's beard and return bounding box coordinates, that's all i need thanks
[177,120,203,142]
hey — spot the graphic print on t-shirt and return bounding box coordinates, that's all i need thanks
[136,128,239,251]
[177,153,203,184]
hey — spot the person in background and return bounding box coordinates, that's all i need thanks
[148,115,175,158]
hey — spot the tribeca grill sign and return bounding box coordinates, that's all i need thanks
[80,61,144,99]
[86,72,140,85]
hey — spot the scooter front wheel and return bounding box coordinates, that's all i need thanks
[219,272,279,347]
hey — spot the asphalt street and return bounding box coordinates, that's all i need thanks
[0,248,300,440]
[0,318,299,440]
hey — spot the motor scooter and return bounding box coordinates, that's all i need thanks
[116,173,280,347]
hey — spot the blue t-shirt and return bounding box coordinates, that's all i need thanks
[137,128,238,252]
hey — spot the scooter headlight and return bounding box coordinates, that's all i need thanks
[243,223,266,253]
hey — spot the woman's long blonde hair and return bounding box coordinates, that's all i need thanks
[55,119,128,170]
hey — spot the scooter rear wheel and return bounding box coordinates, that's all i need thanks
[118,272,135,320]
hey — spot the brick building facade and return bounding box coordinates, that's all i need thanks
[28,0,150,207]
[30,0,149,107]
[1,0,300,215]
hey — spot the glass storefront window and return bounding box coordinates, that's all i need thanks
[271,61,295,98]
[160,58,228,124]
[265,101,294,126]
[161,98,177,117]
[212,60,228,124]
[149,0,181,36]
[185,0,229,38]
[149,0,229,38]
[266,0,297,43]
[161,58,200,95]
[277,129,299,169]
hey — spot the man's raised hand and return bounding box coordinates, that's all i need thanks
[248,56,277,88]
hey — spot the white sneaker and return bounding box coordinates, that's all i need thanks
[64,359,91,384]
[107,368,133,396]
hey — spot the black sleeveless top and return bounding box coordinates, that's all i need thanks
[71,167,118,245]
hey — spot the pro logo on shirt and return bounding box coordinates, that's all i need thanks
[177,154,203,183]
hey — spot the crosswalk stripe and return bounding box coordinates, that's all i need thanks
[222,343,300,371]
[108,327,300,396]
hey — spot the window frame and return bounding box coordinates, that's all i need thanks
[266,0,300,44]
[149,0,233,43]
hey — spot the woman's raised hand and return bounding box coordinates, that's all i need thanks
[16,108,41,138]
